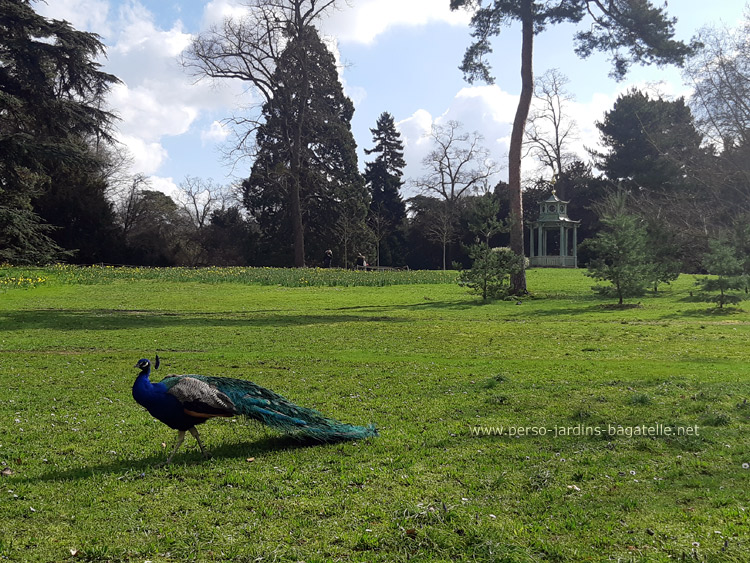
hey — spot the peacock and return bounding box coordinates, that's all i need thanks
[132,356,377,464]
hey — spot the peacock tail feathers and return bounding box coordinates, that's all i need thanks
[160,374,378,442]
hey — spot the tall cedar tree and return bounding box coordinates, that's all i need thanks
[184,0,341,267]
[0,0,119,264]
[242,26,366,266]
[364,112,407,266]
[450,0,698,294]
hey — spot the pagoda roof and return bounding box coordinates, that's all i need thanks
[543,190,569,204]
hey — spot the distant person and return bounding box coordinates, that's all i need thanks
[323,249,332,268]
[356,253,367,269]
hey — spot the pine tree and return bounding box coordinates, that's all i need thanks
[583,192,652,305]
[242,26,366,266]
[458,245,522,300]
[364,112,407,266]
[698,238,744,308]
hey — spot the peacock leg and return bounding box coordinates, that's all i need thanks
[189,427,211,459]
[163,430,186,464]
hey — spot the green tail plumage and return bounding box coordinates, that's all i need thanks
[161,374,378,442]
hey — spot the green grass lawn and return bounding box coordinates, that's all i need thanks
[1,267,748,562]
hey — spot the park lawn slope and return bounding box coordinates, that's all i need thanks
[0,267,748,562]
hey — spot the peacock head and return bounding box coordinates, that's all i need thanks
[135,355,160,373]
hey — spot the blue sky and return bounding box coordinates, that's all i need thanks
[36,0,749,197]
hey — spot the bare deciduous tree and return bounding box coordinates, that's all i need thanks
[176,176,234,230]
[524,69,579,188]
[413,120,497,206]
[413,121,496,269]
[113,173,152,238]
[426,200,457,271]
[684,15,750,150]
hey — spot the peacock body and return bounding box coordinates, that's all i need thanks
[132,356,377,463]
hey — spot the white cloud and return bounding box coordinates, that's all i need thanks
[398,77,695,192]
[326,0,471,45]
[88,2,248,180]
[117,133,169,175]
[148,176,180,198]
[201,0,250,27]
[397,86,516,190]
[35,0,111,36]
[110,83,197,141]
[201,120,230,145]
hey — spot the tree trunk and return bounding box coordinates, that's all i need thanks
[290,162,305,268]
[290,28,308,269]
[289,112,305,268]
[508,0,534,294]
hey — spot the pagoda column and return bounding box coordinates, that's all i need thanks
[537,223,547,256]
[559,224,565,260]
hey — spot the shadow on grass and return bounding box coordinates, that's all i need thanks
[662,306,745,319]
[13,434,330,483]
[332,298,487,313]
[0,309,414,331]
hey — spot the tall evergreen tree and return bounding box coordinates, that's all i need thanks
[582,192,652,305]
[242,26,366,266]
[185,0,343,267]
[364,112,407,266]
[0,0,120,264]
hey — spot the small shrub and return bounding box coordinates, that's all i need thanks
[457,244,523,300]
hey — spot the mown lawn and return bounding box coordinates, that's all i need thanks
[0,267,748,562]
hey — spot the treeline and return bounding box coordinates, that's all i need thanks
[2,1,749,272]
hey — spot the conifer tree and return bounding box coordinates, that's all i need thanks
[582,192,652,305]
[364,112,407,266]
[242,26,366,265]
[698,238,744,308]
[0,0,120,263]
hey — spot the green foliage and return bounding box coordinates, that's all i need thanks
[583,193,652,304]
[468,192,506,245]
[595,89,705,191]
[452,1,697,84]
[645,220,682,292]
[458,245,523,300]
[697,238,744,308]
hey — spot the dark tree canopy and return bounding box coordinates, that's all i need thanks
[452,0,698,83]
[0,0,120,264]
[242,26,366,266]
[595,89,705,191]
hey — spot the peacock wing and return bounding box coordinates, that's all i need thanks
[161,375,236,418]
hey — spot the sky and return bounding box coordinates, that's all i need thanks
[35,0,750,198]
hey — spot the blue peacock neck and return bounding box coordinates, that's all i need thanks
[133,368,156,401]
